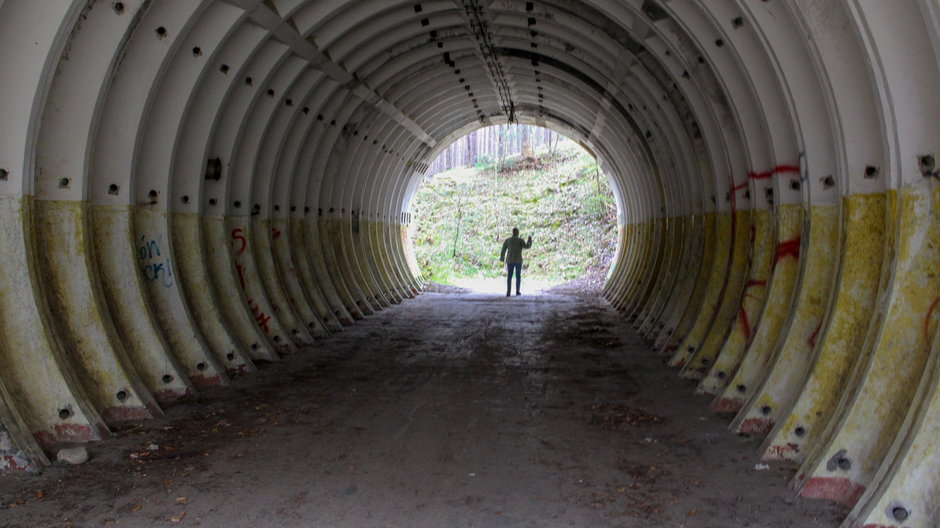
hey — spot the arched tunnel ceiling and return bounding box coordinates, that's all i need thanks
[0,1,939,526]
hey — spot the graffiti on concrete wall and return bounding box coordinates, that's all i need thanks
[230,228,273,334]
[738,279,768,341]
[927,296,940,346]
[138,235,174,288]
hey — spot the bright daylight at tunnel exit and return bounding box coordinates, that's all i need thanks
[0,1,938,527]
[408,124,617,295]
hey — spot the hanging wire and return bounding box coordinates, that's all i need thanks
[463,0,516,123]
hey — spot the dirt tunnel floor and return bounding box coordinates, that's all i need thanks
[0,285,848,527]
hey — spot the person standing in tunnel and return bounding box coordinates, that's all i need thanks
[500,227,533,297]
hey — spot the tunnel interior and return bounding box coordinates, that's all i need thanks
[1,1,939,527]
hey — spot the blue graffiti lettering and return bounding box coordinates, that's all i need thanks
[138,236,161,260]
[138,235,174,288]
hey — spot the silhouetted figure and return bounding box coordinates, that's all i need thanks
[500,227,533,297]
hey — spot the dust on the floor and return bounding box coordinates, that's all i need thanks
[0,284,846,527]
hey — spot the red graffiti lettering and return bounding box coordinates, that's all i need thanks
[738,308,752,340]
[926,296,940,347]
[272,227,282,240]
[743,279,767,303]
[231,228,247,255]
[748,164,800,180]
[255,311,271,333]
[248,299,271,334]
[731,165,800,197]
[235,262,246,290]
[775,238,800,262]
[808,322,823,348]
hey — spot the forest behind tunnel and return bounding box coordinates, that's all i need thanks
[0,1,939,528]
[409,125,617,289]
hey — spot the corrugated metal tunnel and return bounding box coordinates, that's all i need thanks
[0,1,938,526]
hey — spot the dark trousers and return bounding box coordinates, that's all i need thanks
[506,262,522,294]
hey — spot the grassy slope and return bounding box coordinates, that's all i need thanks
[410,141,617,284]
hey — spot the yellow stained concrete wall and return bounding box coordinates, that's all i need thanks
[712,204,803,414]
[660,213,716,353]
[135,209,230,389]
[635,217,681,332]
[604,223,634,308]
[373,221,407,302]
[761,194,885,463]
[171,213,255,375]
[271,217,335,337]
[250,216,318,343]
[375,220,413,300]
[638,216,692,338]
[267,217,329,338]
[319,217,375,317]
[669,211,733,368]
[612,221,653,313]
[0,196,107,451]
[628,217,670,321]
[390,221,419,294]
[631,219,667,324]
[92,206,195,404]
[202,216,280,362]
[336,217,386,311]
[680,209,753,379]
[301,217,361,325]
[731,204,840,435]
[698,208,774,395]
[288,217,348,330]
[845,322,940,528]
[603,223,629,299]
[607,222,641,311]
[226,215,298,355]
[795,184,940,506]
[644,215,703,343]
[35,201,159,424]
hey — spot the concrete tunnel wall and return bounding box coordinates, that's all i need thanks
[0,0,938,526]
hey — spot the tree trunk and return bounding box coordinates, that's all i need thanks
[521,125,532,158]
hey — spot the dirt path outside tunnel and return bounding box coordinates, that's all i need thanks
[0,285,846,527]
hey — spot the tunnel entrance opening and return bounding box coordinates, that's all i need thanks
[407,125,617,295]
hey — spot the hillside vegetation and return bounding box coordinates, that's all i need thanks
[409,140,617,285]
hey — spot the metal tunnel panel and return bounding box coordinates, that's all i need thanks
[0,1,939,527]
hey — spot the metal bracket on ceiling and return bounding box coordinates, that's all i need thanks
[461,0,516,123]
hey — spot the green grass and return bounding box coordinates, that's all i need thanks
[409,141,617,284]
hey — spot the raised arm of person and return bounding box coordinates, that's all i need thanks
[524,235,532,248]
